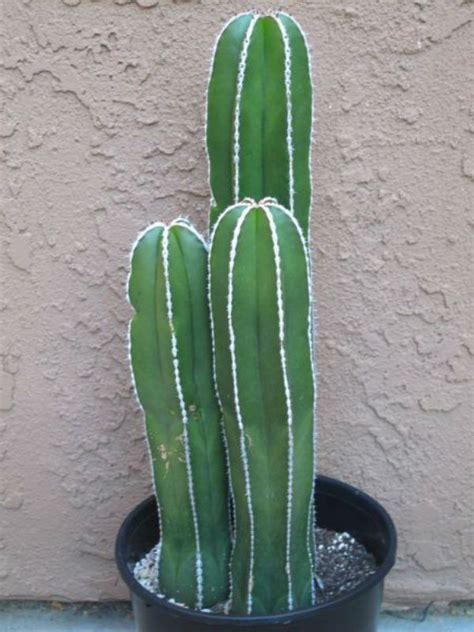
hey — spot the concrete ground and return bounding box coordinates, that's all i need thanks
[0,601,472,631]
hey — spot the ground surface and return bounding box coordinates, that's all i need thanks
[0,602,473,632]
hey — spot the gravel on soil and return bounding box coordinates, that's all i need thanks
[134,527,377,610]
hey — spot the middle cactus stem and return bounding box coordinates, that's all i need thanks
[209,200,316,615]
[207,11,313,237]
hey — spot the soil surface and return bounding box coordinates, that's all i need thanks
[134,527,377,610]
[314,528,377,602]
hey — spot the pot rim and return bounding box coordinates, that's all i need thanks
[115,474,397,625]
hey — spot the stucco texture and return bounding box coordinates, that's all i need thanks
[0,0,473,606]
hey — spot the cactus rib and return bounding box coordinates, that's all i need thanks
[274,16,295,215]
[232,15,259,205]
[162,226,204,608]
[262,200,318,606]
[226,203,259,615]
[259,203,295,611]
[207,208,242,613]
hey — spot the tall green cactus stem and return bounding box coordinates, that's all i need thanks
[207,12,313,236]
[128,219,230,610]
[209,200,316,615]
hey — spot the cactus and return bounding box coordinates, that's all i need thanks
[209,199,316,615]
[207,11,313,237]
[127,9,317,617]
[128,219,230,609]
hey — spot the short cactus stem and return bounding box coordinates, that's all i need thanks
[209,200,316,615]
[207,12,313,236]
[128,219,230,609]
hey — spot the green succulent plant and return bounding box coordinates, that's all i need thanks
[127,10,315,616]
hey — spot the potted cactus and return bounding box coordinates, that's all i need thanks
[116,11,396,632]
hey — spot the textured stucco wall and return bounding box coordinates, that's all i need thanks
[0,0,473,606]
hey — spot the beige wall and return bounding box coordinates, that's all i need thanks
[1,0,472,605]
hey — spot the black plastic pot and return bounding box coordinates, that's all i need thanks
[116,475,396,632]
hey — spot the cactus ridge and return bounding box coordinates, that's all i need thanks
[304,232,318,601]
[207,207,244,613]
[261,200,318,605]
[226,202,258,615]
[232,15,259,205]
[209,199,263,616]
[274,17,295,216]
[162,225,204,609]
[259,202,295,611]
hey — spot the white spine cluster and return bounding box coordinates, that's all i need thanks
[233,15,259,204]
[227,204,257,614]
[261,204,295,611]
[162,227,204,610]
